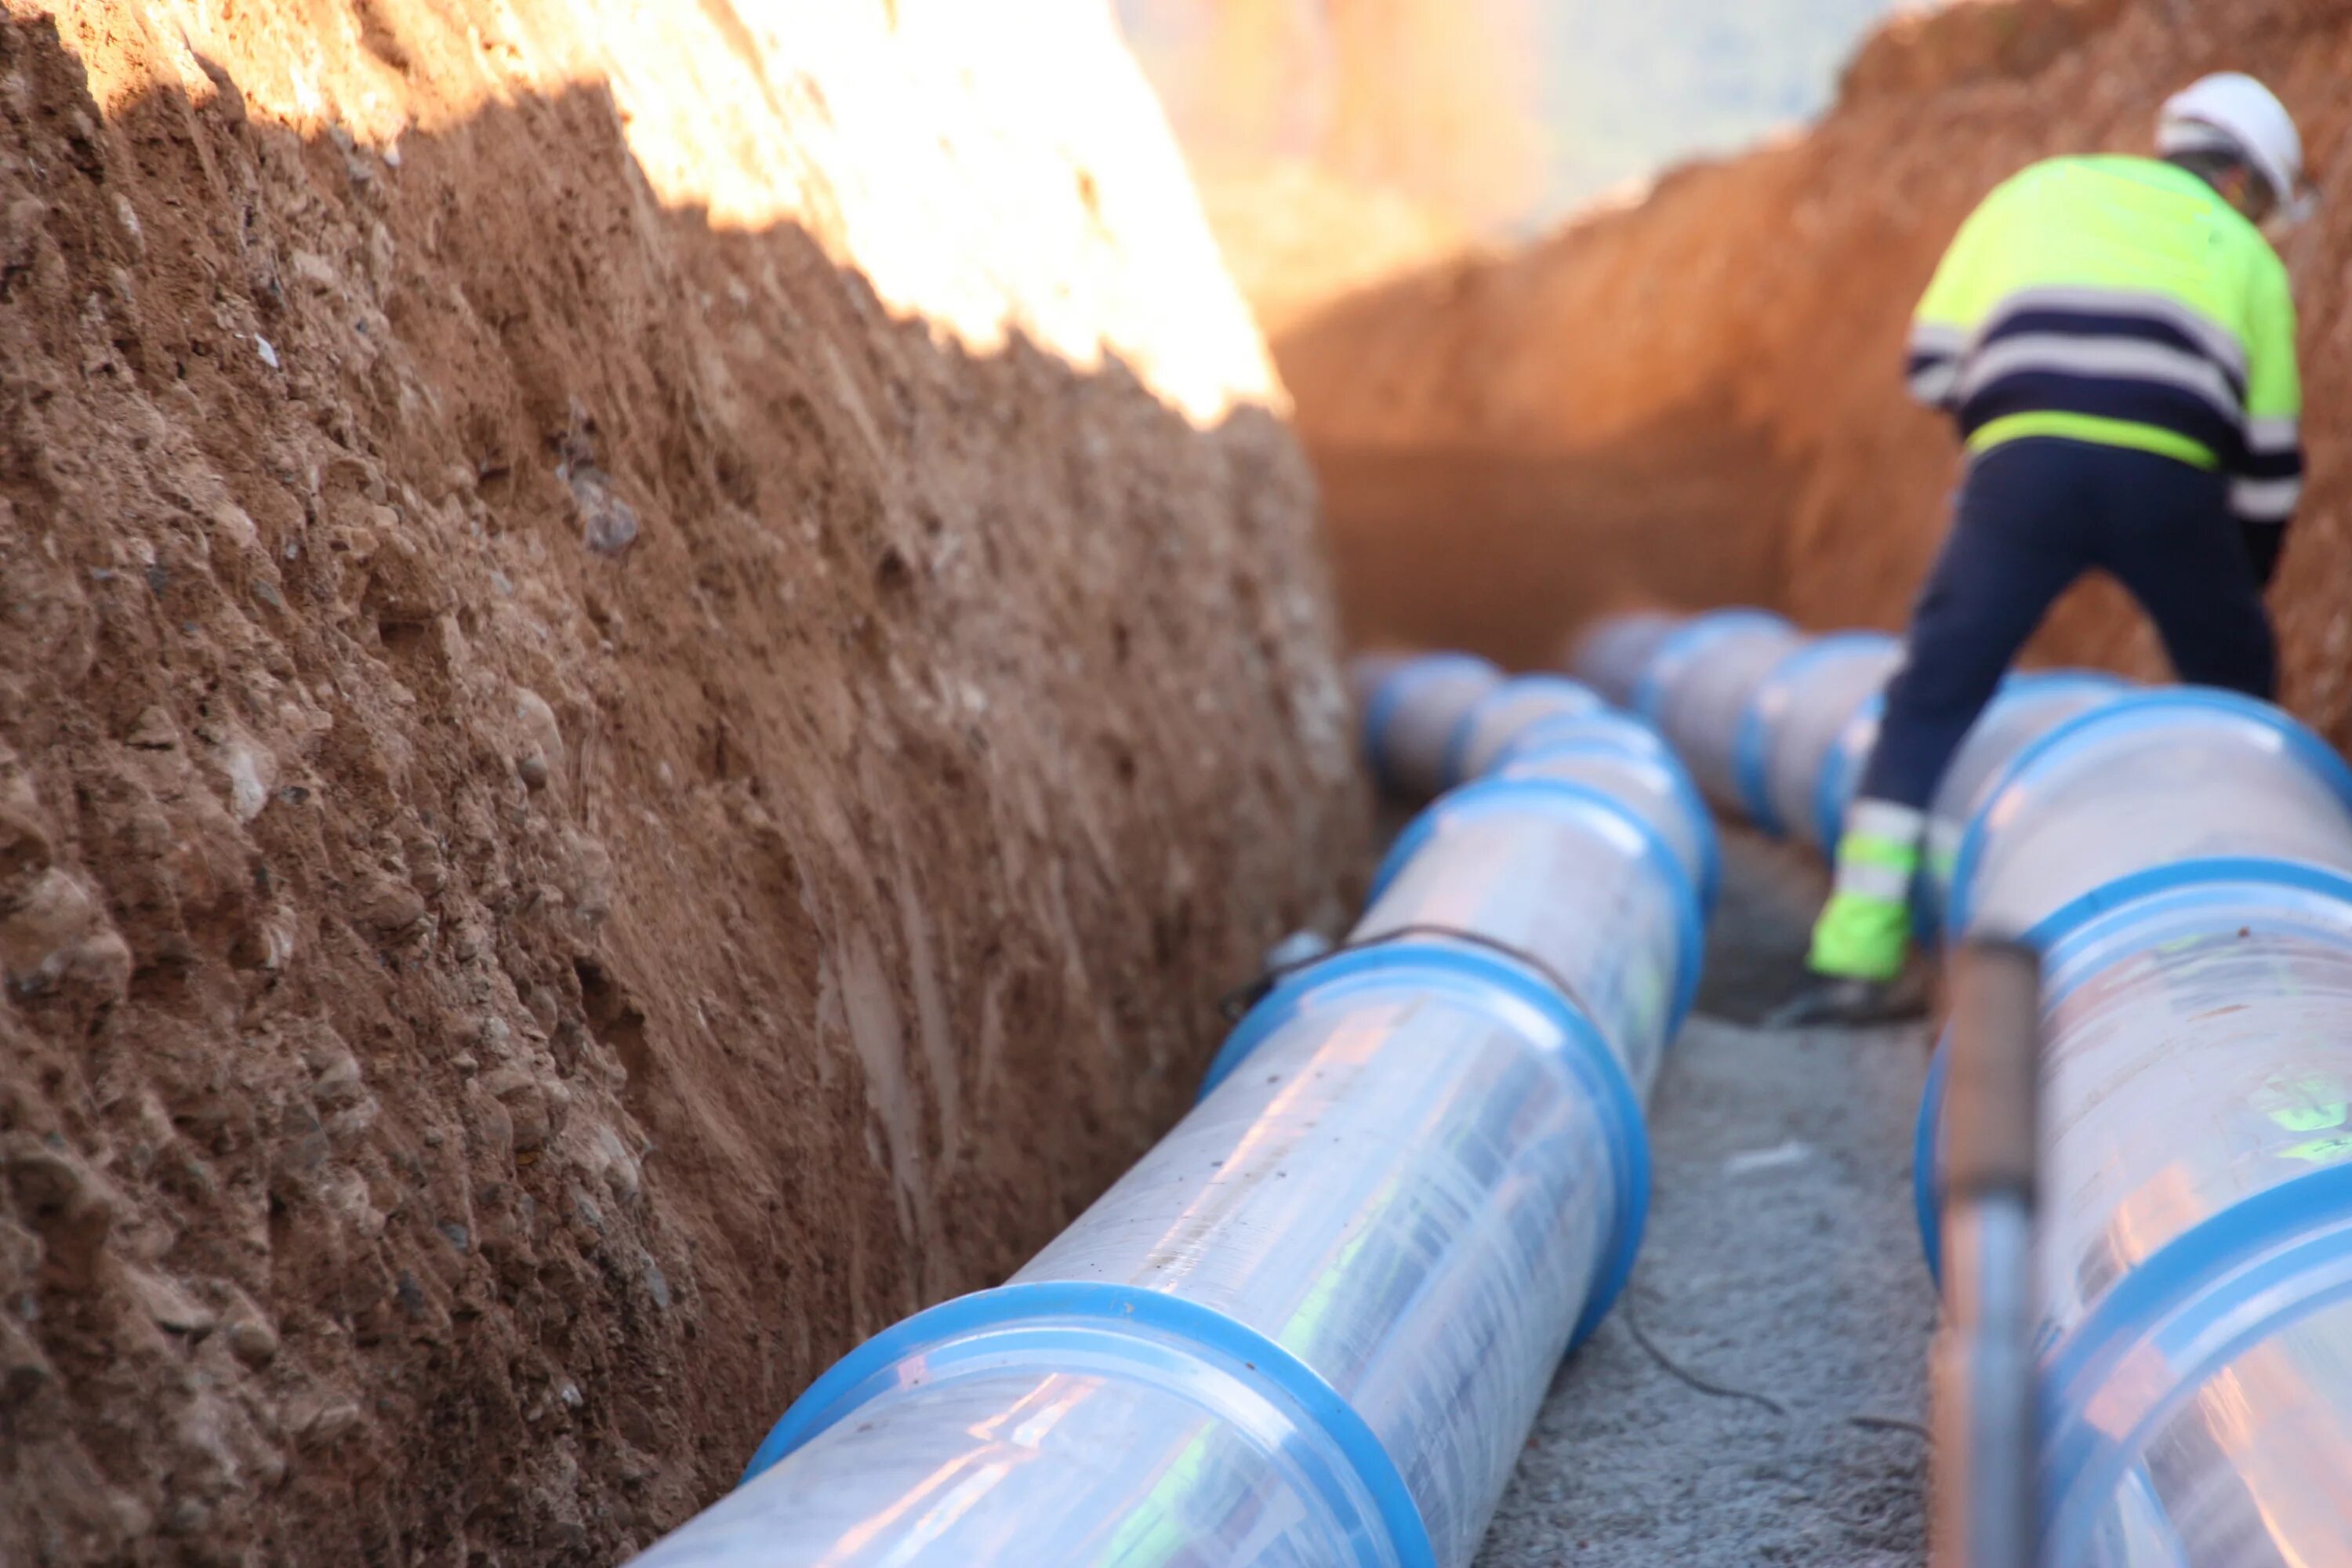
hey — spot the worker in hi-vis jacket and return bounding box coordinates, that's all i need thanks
[1784,73,2314,1025]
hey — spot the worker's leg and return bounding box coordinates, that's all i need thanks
[2090,448,2278,701]
[1811,442,2092,982]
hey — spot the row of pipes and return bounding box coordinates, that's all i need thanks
[1579,608,2352,1565]
[627,600,2352,1564]
[630,655,1715,1563]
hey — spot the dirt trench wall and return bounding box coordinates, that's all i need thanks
[1282,0,2352,742]
[0,2,1365,1562]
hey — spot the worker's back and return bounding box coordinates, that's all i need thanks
[1907,154,2299,493]
[1950,156,2274,333]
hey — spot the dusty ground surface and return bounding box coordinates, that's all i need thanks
[1282,0,2352,743]
[0,4,1363,1563]
[1479,829,1936,1566]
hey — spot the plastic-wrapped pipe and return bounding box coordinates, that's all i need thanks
[634,936,1640,1568]
[1568,611,1680,707]
[1944,689,2352,942]
[1728,631,1901,842]
[1919,689,2352,1262]
[1487,710,1678,773]
[1913,867,2352,1563]
[1810,670,2133,903]
[1442,675,1606,786]
[1493,738,1720,917]
[1359,776,1704,1098]
[1478,714,1715,908]
[626,735,1707,1568]
[1906,672,2130,940]
[1633,609,1802,814]
[1356,652,1504,801]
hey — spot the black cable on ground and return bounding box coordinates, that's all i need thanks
[1621,1294,1791,1420]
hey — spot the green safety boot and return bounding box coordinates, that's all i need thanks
[1769,802,1932,1029]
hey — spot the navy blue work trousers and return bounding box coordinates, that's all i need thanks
[1856,437,2278,811]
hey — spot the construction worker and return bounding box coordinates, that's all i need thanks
[1784,72,2313,1024]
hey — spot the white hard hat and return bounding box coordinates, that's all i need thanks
[2158,72,2314,223]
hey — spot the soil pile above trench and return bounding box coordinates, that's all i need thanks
[0,2,1364,1561]
[1281,0,2352,745]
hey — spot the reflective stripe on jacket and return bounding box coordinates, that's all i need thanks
[1908,155,2303,524]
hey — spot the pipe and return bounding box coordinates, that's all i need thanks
[1940,867,2352,1563]
[1568,611,1680,708]
[1474,708,1715,909]
[1893,693,2352,1563]
[1356,776,1704,1099]
[1943,688,2352,943]
[1488,708,1679,772]
[1356,652,1504,800]
[1490,734,1720,917]
[1613,611,2352,1561]
[1905,672,2130,938]
[1630,609,1803,814]
[626,670,1708,1568]
[1916,690,2352,1260]
[1729,630,1900,842]
[1440,675,1606,787]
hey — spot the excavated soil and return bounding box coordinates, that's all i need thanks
[0,4,1364,1563]
[1283,0,2352,742]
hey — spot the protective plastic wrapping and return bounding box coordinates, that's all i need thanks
[1911,673,2129,936]
[1494,739,1719,916]
[1356,652,1504,800]
[1912,872,2352,1565]
[1876,679,2352,1563]
[1487,710,1678,773]
[626,673,1711,1568]
[1568,611,1679,707]
[1359,777,1703,1098]
[1443,675,1606,785]
[1729,631,1901,842]
[1945,690,2352,942]
[1633,610,1803,811]
[1612,611,2352,1560]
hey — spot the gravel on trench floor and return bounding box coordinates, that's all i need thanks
[1475,830,1939,1567]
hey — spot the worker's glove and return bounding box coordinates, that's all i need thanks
[2239,519,2288,590]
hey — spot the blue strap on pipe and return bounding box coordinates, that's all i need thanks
[1944,688,2352,937]
[1366,775,1708,1034]
[738,1281,1439,1568]
[1497,737,1722,913]
[1731,630,1896,836]
[2020,855,2352,958]
[1631,608,1791,725]
[1912,856,2352,1283]
[1438,675,1603,788]
[1486,710,1675,775]
[2037,1164,2352,1563]
[1808,693,1885,852]
[1202,939,1652,1351]
[1815,666,2122,856]
[1360,653,1498,797]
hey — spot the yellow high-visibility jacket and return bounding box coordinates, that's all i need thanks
[1909,154,2303,524]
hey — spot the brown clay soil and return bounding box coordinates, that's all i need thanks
[0,3,1365,1563]
[1280,0,2352,746]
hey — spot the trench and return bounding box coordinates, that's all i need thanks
[1475,828,1934,1566]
